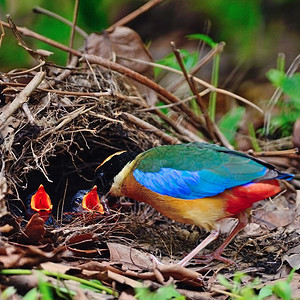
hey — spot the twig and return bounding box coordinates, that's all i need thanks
[6,15,52,61]
[33,6,88,38]
[39,55,79,89]
[107,0,165,31]
[171,41,218,143]
[1,19,209,131]
[1,20,218,139]
[169,42,225,94]
[2,20,261,121]
[82,53,209,134]
[0,82,112,97]
[1,20,80,54]
[0,71,45,130]
[7,61,46,76]
[119,56,264,114]
[122,112,180,144]
[22,103,35,124]
[68,0,80,63]
[248,148,298,157]
[45,105,93,133]
[153,109,204,143]
[0,157,8,217]
[0,20,4,46]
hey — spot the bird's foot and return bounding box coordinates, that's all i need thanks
[193,251,236,265]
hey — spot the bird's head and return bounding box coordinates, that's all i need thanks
[94,150,137,195]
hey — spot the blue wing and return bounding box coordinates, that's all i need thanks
[133,166,267,199]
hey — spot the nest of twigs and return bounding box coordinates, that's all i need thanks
[0,63,169,215]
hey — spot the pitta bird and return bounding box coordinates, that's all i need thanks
[96,143,293,266]
[28,184,53,222]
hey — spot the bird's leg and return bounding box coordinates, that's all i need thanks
[194,210,249,265]
[177,224,220,267]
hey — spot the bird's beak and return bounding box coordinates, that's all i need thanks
[30,184,53,213]
[95,150,127,173]
[82,186,104,214]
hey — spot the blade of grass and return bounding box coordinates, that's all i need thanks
[0,269,118,297]
[248,122,261,152]
[208,52,220,122]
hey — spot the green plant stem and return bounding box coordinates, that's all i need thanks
[0,269,118,297]
[277,53,286,72]
[248,122,262,152]
[208,52,220,122]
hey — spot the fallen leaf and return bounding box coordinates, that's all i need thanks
[107,242,153,270]
[23,213,46,244]
[107,269,142,288]
[40,261,73,274]
[282,244,300,269]
[284,254,300,269]
[253,195,296,230]
[86,26,157,105]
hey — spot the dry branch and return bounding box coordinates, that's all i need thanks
[0,71,45,130]
[107,0,165,31]
[122,112,180,144]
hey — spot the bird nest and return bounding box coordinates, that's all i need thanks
[0,64,165,217]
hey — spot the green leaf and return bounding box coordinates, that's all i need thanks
[23,288,39,300]
[266,69,285,87]
[218,106,245,143]
[273,281,292,300]
[154,50,199,78]
[186,34,218,48]
[217,274,232,290]
[38,280,53,300]
[287,268,296,284]
[248,122,261,152]
[258,285,274,300]
[281,74,300,100]
[1,287,18,299]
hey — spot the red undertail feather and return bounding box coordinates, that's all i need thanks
[224,179,281,216]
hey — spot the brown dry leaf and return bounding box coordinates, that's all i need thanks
[107,242,153,270]
[23,213,46,244]
[0,244,63,268]
[107,269,142,288]
[252,195,296,230]
[65,232,100,258]
[75,261,142,289]
[40,261,73,274]
[157,264,203,287]
[66,232,97,245]
[282,244,300,269]
[86,26,157,105]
